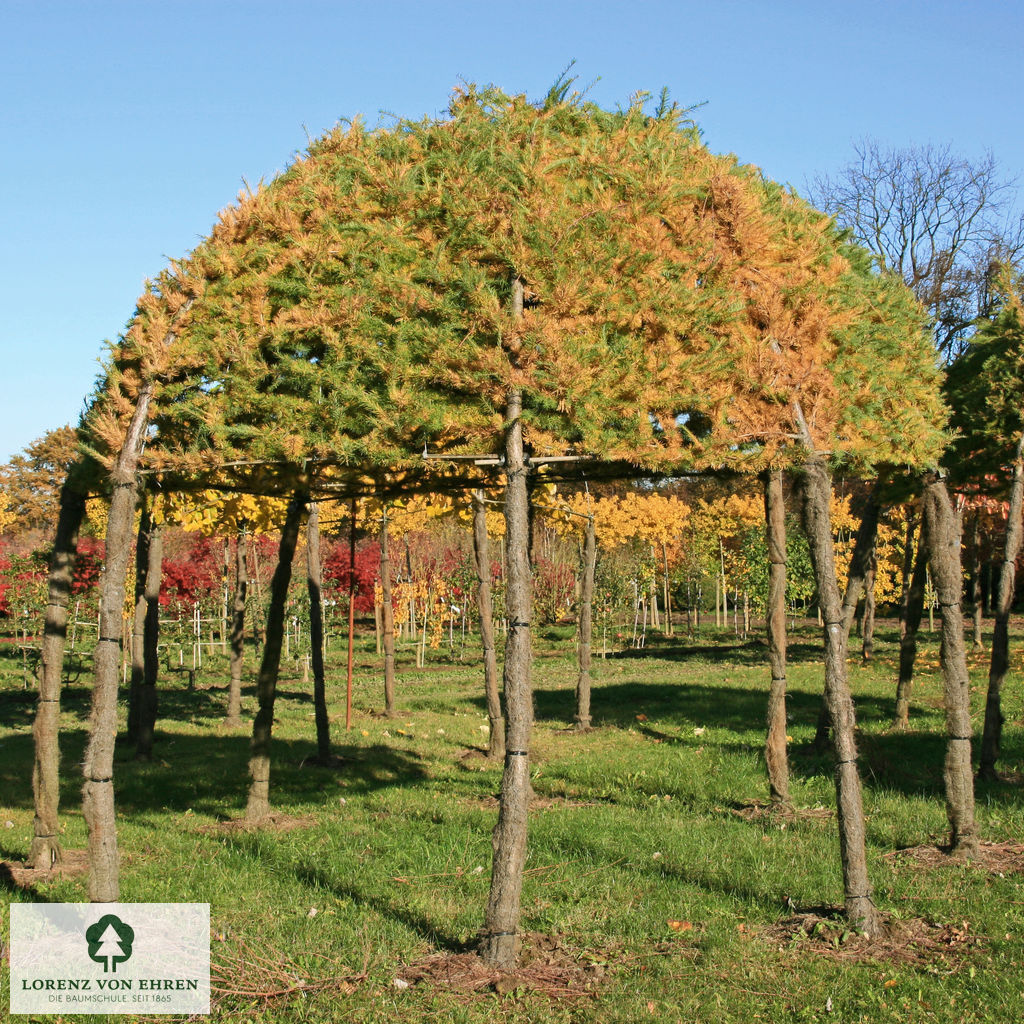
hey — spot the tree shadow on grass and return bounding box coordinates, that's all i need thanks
[0,731,430,822]
[604,639,826,667]
[526,681,893,737]
[213,835,465,951]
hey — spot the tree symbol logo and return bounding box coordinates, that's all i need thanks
[86,914,135,973]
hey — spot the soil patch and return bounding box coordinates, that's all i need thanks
[0,848,89,889]
[198,813,318,835]
[885,840,1024,874]
[729,799,833,822]
[763,910,982,969]
[459,747,499,765]
[397,933,609,1000]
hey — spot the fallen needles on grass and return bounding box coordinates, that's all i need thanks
[0,849,90,888]
[763,912,983,970]
[884,841,1024,875]
[398,933,608,1001]
[730,800,832,823]
[211,938,368,1006]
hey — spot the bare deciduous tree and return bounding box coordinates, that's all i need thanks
[809,140,1024,359]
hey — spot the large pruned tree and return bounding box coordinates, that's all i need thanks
[61,82,949,945]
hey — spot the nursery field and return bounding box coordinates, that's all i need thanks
[2,622,1024,1024]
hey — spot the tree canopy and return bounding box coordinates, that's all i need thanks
[81,87,947,494]
[945,266,1024,483]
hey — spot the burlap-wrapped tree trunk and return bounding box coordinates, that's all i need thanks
[30,474,86,870]
[921,473,979,857]
[574,514,596,732]
[83,387,152,902]
[762,469,790,807]
[481,281,534,968]
[472,489,504,757]
[812,480,882,749]
[799,456,882,936]
[979,435,1024,779]
[246,494,305,821]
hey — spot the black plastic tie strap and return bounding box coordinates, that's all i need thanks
[98,636,123,645]
[486,930,517,938]
[949,736,973,742]
[509,620,531,628]
[506,750,528,757]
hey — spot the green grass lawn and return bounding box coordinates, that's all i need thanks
[2,620,1023,1023]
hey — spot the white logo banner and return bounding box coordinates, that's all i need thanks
[9,903,210,1015]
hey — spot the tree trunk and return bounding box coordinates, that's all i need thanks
[346,497,357,730]
[307,502,331,763]
[83,384,154,902]
[135,521,162,760]
[127,501,152,744]
[898,511,918,641]
[893,517,929,730]
[245,494,305,821]
[861,553,876,663]
[481,291,534,969]
[813,481,882,750]
[840,483,882,635]
[226,526,248,726]
[763,470,790,807]
[662,543,673,636]
[969,513,984,648]
[921,474,979,858]
[30,473,87,870]
[979,434,1024,780]
[575,515,596,732]
[473,490,504,757]
[799,457,882,936]
[380,507,398,719]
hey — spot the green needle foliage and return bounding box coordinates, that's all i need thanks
[945,266,1024,482]
[83,85,947,489]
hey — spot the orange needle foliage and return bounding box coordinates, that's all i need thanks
[83,86,946,495]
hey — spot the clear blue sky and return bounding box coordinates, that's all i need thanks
[2,0,1021,463]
